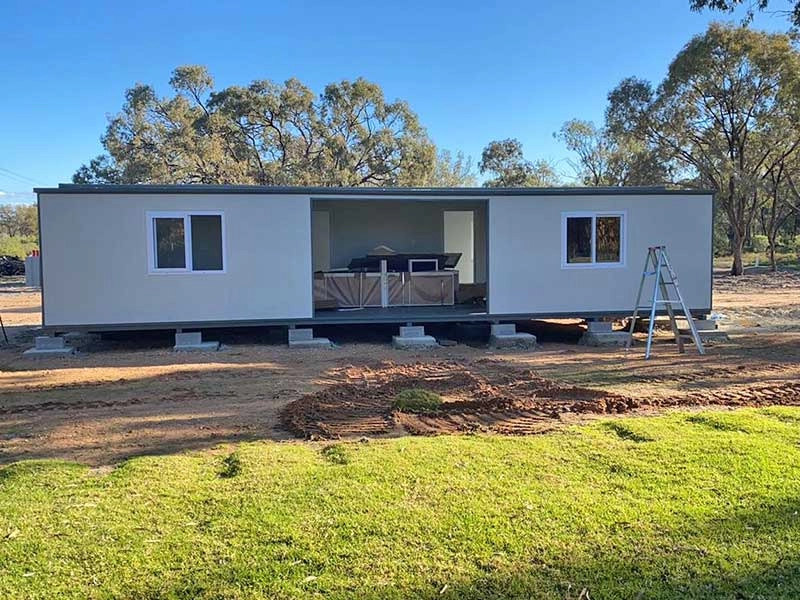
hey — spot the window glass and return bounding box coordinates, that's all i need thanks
[596,216,622,263]
[191,215,223,271]
[566,217,592,263]
[154,217,186,269]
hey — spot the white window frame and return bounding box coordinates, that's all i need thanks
[561,210,626,269]
[147,210,227,274]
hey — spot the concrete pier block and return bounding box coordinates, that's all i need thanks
[579,331,630,347]
[693,319,720,332]
[288,328,314,342]
[586,320,613,333]
[678,319,730,342]
[695,330,730,342]
[679,328,730,343]
[288,328,333,348]
[398,326,427,338]
[489,324,537,349]
[392,325,438,349]
[174,332,220,352]
[24,336,76,358]
[490,323,517,336]
[35,336,66,350]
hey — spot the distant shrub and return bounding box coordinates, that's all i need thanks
[391,389,443,413]
[321,444,350,465]
[0,235,37,259]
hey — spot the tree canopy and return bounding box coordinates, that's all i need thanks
[478,139,560,187]
[606,23,800,274]
[74,66,439,187]
[556,119,667,186]
[689,0,800,27]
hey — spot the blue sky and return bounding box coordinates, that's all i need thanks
[0,0,787,203]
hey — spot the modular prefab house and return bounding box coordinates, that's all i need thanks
[34,184,713,332]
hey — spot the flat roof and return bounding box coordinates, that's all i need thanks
[35,184,714,197]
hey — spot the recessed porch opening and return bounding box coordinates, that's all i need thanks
[311,198,488,321]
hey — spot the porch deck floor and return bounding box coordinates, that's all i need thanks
[310,304,489,324]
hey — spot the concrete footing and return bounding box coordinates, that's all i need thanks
[579,320,629,346]
[288,328,333,348]
[679,319,730,343]
[174,332,220,352]
[392,325,438,349]
[488,324,537,349]
[579,331,630,346]
[24,336,76,358]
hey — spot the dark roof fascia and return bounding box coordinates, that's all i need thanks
[34,184,715,197]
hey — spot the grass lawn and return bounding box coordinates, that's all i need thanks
[713,250,799,271]
[3,409,800,599]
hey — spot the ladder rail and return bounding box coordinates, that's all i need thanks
[661,250,705,356]
[628,245,705,359]
[657,265,682,354]
[645,249,661,359]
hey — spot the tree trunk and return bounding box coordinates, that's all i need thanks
[730,228,745,276]
[769,236,777,272]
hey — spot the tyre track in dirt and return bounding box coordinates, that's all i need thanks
[281,360,800,439]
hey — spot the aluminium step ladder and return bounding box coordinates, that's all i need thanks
[625,245,705,359]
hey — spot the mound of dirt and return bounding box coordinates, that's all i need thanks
[280,360,800,439]
[282,361,639,439]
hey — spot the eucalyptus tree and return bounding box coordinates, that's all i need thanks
[425,150,477,187]
[556,119,667,186]
[762,157,800,269]
[478,138,560,187]
[689,0,800,28]
[74,66,436,187]
[606,24,800,274]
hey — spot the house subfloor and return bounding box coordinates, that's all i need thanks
[310,305,489,324]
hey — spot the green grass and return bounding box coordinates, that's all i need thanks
[3,408,800,599]
[391,388,444,413]
[713,250,799,270]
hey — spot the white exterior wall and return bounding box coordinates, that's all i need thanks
[39,193,312,327]
[488,194,712,315]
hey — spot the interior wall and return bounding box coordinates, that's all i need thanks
[444,211,475,284]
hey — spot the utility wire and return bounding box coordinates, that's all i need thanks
[0,167,44,186]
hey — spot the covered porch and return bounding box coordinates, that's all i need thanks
[310,197,488,319]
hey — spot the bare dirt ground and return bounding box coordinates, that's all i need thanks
[0,271,798,465]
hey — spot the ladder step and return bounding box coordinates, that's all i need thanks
[643,274,678,284]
